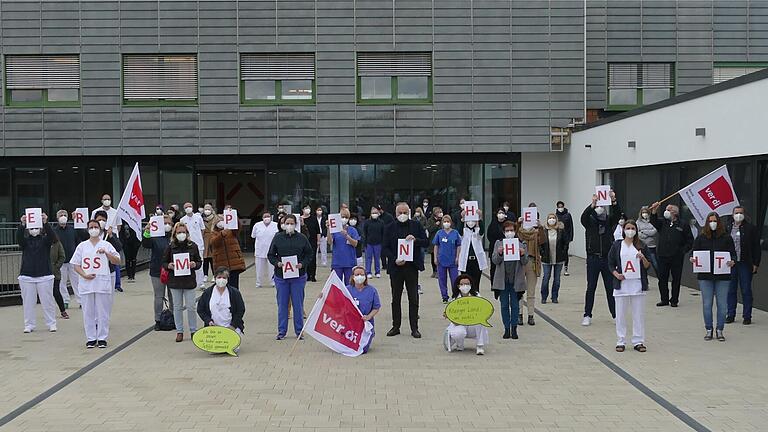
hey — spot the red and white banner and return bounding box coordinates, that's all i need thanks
[117,162,146,241]
[304,271,373,357]
[678,165,739,225]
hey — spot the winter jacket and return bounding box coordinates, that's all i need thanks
[636,218,658,249]
[209,228,246,272]
[162,240,203,290]
[142,234,170,278]
[267,231,314,278]
[540,223,568,264]
[197,285,246,333]
[555,208,574,242]
[50,241,66,280]
[692,232,737,281]
[490,239,528,293]
[18,224,55,278]
[382,219,429,272]
[725,220,762,268]
[581,203,622,258]
[426,216,443,251]
[650,213,694,258]
[607,240,651,291]
[362,217,385,246]
[202,214,222,259]
[119,225,142,260]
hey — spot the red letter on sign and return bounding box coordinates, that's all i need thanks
[399,243,410,256]
[329,218,337,229]
[504,242,516,255]
[693,257,702,268]
[93,257,101,270]
[623,260,636,274]
[225,214,233,224]
[597,189,608,202]
[466,206,476,216]
[284,260,295,273]
[82,257,91,270]
[175,257,189,271]
[75,212,84,224]
[150,220,158,232]
[715,255,725,269]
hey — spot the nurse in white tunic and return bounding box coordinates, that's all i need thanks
[71,220,122,349]
[250,211,279,288]
[180,202,206,288]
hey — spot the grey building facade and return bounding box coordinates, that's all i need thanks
[0,0,767,223]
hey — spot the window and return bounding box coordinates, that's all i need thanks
[240,53,315,105]
[123,55,198,106]
[4,55,80,107]
[713,63,768,85]
[607,63,674,110]
[357,52,432,104]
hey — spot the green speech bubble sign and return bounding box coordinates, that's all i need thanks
[444,296,494,328]
[192,326,241,356]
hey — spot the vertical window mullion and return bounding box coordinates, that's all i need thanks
[392,76,398,103]
[276,80,282,103]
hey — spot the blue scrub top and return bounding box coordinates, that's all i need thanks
[332,226,360,268]
[345,284,381,326]
[432,229,461,267]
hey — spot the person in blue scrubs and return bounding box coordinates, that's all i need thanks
[346,266,381,353]
[328,208,360,283]
[432,215,462,303]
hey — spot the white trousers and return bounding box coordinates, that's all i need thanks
[81,292,114,342]
[20,278,57,330]
[195,248,205,286]
[60,263,80,303]
[445,323,489,350]
[254,257,274,287]
[318,236,328,266]
[615,295,645,347]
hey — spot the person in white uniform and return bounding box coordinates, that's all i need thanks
[251,211,279,287]
[91,193,121,230]
[444,274,489,355]
[608,219,651,353]
[71,219,122,349]
[180,202,206,288]
[17,212,58,333]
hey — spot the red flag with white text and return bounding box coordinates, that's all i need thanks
[678,165,739,225]
[117,162,146,241]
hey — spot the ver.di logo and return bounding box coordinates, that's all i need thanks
[697,176,735,210]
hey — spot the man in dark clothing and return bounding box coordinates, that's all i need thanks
[54,209,80,305]
[304,209,322,282]
[725,206,761,324]
[382,202,429,338]
[648,201,694,307]
[555,201,574,275]
[362,207,386,277]
[580,191,622,325]
[426,206,445,278]
[377,205,395,269]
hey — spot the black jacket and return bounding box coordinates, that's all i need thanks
[607,240,651,291]
[725,220,762,268]
[382,219,429,272]
[362,217,385,245]
[556,209,574,243]
[162,240,203,289]
[101,231,123,273]
[650,214,694,258]
[267,231,314,278]
[18,224,55,278]
[692,232,737,281]
[310,215,328,238]
[197,285,246,332]
[142,235,171,278]
[486,219,505,252]
[540,228,568,264]
[119,225,141,260]
[53,224,78,261]
[580,203,622,258]
[305,216,321,245]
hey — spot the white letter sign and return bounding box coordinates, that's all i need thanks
[502,238,520,262]
[397,239,414,262]
[223,209,238,229]
[282,255,299,279]
[692,250,711,273]
[522,207,537,229]
[25,208,42,229]
[173,253,191,276]
[328,213,343,234]
[713,251,731,275]
[149,216,165,238]
[73,207,89,229]
[463,200,479,222]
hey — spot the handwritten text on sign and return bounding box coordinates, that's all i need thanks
[444,296,494,327]
[192,326,241,356]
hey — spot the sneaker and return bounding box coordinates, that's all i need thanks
[454,343,464,351]
[275,334,286,341]
[23,327,33,333]
[86,340,97,349]
[418,286,423,295]
[127,278,136,283]
[97,340,108,348]
[704,329,713,341]
[527,315,535,326]
[476,346,485,355]
[518,314,524,326]
[49,326,57,332]
[563,270,570,276]
[581,316,592,326]
[716,330,725,341]
[115,286,123,292]
[61,311,70,319]
[367,273,373,279]
[375,274,381,278]
[255,283,262,288]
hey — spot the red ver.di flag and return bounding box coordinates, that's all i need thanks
[117,162,146,241]
[304,271,373,357]
[678,165,739,225]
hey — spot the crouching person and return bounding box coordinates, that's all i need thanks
[197,268,246,351]
[444,274,489,355]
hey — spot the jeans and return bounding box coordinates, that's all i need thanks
[437,264,458,300]
[169,288,198,333]
[584,255,616,318]
[657,254,684,304]
[700,279,729,330]
[275,274,307,336]
[728,261,754,319]
[541,262,563,301]
[365,244,382,275]
[646,247,659,275]
[498,281,520,331]
[114,266,122,289]
[390,264,419,331]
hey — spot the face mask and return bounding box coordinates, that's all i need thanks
[102,199,111,207]
[618,219,625,225]
[98,220,107,229]
[594,207,605,216]
[497,213,505,221]
[465,221,476,228]
[341,217,349,225]
[442,222,451,229]
[557,207,564,213]
[458,284,472,294]
[303,209,310,215]
[503,206,509,211]
[88,227,101,238]
[284,224,296,233]
[641,213,649,220]
[28,228,41,237]
[733,213,745,223]
[198,207,204,214]
[504,231,515,238]
[349,219,358,226]
[435,213,443,219]
[353,275,366,284]
[184,207,193,215]
[547,218,557,226]
[709,221,718,231]
[624,229,637,238]
[371,213,379,219]
[423,202,429,207]
[262,217,271,225]
[316,211,323,216]
[215,278,228,288]
[164,224,172,233]
[156,209,164,216]
[168,212,175,218]
[663,210,673,220]
[58,216,68,225]
[176,232,187,242]
[216,221,225,229]
[397,214,409,223]
[203,209,212,217]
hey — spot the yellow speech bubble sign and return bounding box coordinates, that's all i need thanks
[444,296,494,327]
[192,326,241,356]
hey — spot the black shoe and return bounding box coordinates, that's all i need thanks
[502,329,511,339]
[431,272,437,279]
[442,298,449,304]
[527,315,535,326]
[510,327,519,339]
[386,327,400,337]
[725,316,735,324]
[541,299,547,304]
[154,321,161,331]
[552,298,559,304]
[670,302,678,308]
[716,330,725,341]
[411,330,421,339]
[97,340,108,349]
[115,286,123,292]
[743,318,752,325]
[518,314,524,326]
[656,301,669,307]
[704,329,713,341]
[86,340,97,349]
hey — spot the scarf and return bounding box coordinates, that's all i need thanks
[517,227,542,277]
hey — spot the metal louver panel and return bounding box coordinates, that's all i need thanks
[713,66,766,84]
[240,54,315,80]
[641,63,673,88]
[5,55,80,89]
[123,55,198,100]
[357,52,432,77]
[608,63,639,89]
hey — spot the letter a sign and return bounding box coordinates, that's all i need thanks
[620,251,641,280]
[503,238,520,261]
[397,239,414,262]
[282,255,299,279]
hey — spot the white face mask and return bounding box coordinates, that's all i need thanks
[164,224,172,232]
[215,278,228,288]
[709,221,718,231]
[557,207,564,213]
[88,227,101,238]
[733,213,745,223]
[618,219,625,225]
[547,218,557,226]
[303,208,311,215]
[458,284,472,294]
[465,221,476,228]
[353,275,366,284]
[156,209,164,216]
[203,209,212,217]
[184,207,193,215]
[341,217,349,225]
[58,216,68,225]
[624,229,637,238]
[316,211,323,216]
[397,213,409,223]
[216,221,225,229]
[98,220,107,229]
[442,222,451,229]
[423,202,429,207]
[504,231,515,238]
[435,213,443,219]
[503,206,509,211]
[497,213,505,221]
[263,217,271,225]
[349,219,358,226]
[102,199,111,207]
[664,210,673,220]
[284,224,296,233]
[594,207,605,216]
[28,228,41,237]
[641,213,649,220]
[198,207,204,214]
[370,213,379,219]
[176,232,187,242]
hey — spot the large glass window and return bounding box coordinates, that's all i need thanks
[14,168,48,214]
[340,165,375,217]
[303,165,332,210]
[267,168,302,214]
[83,164,114,209]
[484,163,520,219]
[4,55,80,107]
[50,165,84,215]
[160,168,194,210]
[713,63,768,84]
